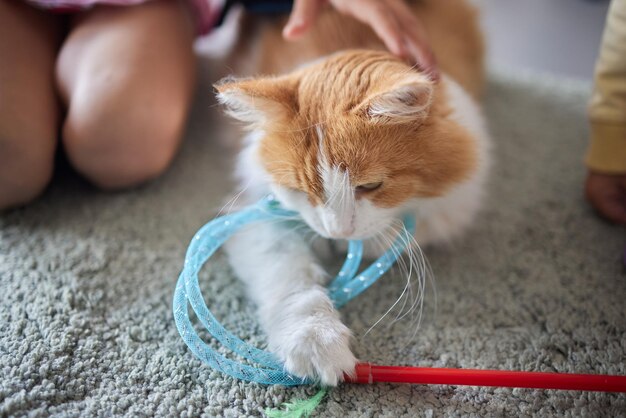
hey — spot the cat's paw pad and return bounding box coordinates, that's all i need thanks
[280,315,357,386]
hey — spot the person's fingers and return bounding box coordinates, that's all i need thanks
[283,0,324,39]
[285,0,439,78]
[332,0,438,79]
[403,21,438,78]
[332,0,407,57]
[385,0,439,79]
[404,31,439,80]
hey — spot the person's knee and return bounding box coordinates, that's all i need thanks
[62,92,185,190]
[57,2,195,191]
[0,135,54,209]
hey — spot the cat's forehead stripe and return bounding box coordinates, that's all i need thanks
[316,127,354,210]
[315,124,324,145]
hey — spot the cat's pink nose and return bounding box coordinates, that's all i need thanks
[319,209,356,238]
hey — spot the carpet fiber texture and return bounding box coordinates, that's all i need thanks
[1,70,625,417]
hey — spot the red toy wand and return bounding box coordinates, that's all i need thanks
[345,363,626,393]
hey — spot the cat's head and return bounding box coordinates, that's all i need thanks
[216,50,477,240]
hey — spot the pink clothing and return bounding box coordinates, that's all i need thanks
[26,0,224,35]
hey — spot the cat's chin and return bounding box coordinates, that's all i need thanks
[307,225,388,242]
[318,232,347,240]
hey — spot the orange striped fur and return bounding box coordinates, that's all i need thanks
[217,0,486,221]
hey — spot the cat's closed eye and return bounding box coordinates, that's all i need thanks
[355,182,383,193]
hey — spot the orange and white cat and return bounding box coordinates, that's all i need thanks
[217,0,490,385]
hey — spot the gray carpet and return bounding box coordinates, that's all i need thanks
[1,68,625,417]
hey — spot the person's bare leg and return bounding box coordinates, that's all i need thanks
[57,0,196,189]
[0,0,62,209]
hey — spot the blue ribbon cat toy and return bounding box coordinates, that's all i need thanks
[173,195,415,385]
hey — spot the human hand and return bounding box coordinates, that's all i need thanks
[282,0,439,80]
[585,171,626,224]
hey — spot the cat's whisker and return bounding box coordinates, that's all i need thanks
[371,231,413,323]
[380,227,411,291]
[391,222,425,322]
[390,221,437,347]
[384,225,414,298]
[380,226,417,323]
[306,229,326,247]
[386,225,423,320]
[388,228,418,323]
[266,169,294,178]
[271,119,327,135]
[381,221,429,338]
[274,172,295,187]
[377,228,410,295]
[361,226,416,338]
[212,181,254,219]
[262,160,300,169]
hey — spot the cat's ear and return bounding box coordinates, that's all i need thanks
[361,76,433,124]
[214,76,298,129]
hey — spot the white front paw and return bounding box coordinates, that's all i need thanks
[277,314,357,386]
